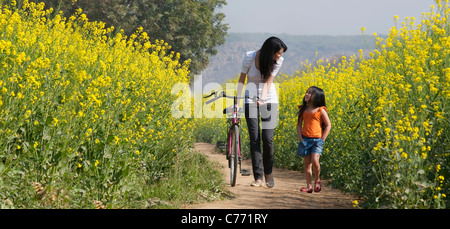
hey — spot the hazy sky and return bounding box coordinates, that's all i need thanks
[220,0,435,35]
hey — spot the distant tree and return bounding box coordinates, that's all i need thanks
[14,0,228,76]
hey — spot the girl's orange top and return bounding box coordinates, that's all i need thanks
[301,106,327,138]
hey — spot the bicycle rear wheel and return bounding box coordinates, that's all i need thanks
[229,125,239,187]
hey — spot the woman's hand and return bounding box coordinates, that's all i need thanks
[256,98,266,106]
[256,100,265,106]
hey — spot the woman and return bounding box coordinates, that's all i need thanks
[237,37,287,188]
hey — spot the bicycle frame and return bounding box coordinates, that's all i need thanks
[204,91,243,157]
[204,91,253,185]
[226,96,241,159]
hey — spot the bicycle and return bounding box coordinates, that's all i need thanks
[204,91,252,187]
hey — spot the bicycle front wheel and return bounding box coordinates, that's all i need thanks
[229,125,239,187]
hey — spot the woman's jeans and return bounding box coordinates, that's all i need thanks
[244,103,278,181]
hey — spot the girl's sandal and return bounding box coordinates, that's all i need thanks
[300,186,313,193]
[314,181,322,193]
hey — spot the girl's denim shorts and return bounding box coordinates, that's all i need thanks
[297,136,324,157]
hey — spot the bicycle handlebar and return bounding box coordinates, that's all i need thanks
[204,91,257,105]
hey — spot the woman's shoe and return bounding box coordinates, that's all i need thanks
[314,181,322,192]
[300,186,313,193]
[250,180,263,187]
[265,174,274,188]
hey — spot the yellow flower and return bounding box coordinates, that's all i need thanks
[53,118,59,126]
[85,128,92,137]
[401,152,408,159]
[421,152,427,159]
[352,200,359,208]
[113,136,120,145]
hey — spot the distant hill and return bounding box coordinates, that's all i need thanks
[196,33,380,88]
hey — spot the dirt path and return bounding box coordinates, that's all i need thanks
[184,143,356,209]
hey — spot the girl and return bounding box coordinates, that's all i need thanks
[296,86,331,193]
[237,37,287,188]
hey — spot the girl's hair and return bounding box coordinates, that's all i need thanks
[297,86,326,123]
[259,37,288,82]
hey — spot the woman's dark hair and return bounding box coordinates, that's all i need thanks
[297,86,326,124]
[259,37,287,82]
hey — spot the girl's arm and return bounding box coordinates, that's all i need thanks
[321,109,331,141]
[297,117,303,142]
[258,74,275,106]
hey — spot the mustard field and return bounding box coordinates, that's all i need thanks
[0,1,226,208]
[195,0,449,208]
